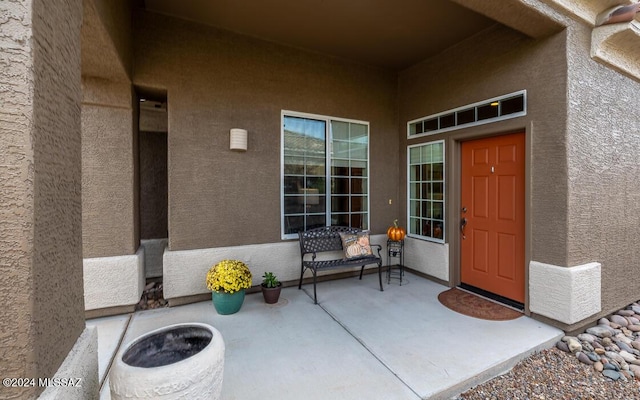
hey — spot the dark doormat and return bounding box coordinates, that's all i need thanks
[437,288,522,321]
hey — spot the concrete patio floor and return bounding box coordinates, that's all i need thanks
[87,271,563,399]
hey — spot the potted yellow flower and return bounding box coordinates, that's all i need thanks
[206,259,252,315]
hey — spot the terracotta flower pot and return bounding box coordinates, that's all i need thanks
[261,284,282,304]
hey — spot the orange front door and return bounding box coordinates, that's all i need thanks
[460,133,525,303]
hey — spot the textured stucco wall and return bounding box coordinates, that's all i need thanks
[399,24,569,267]
[591,22,640,83]
[140,238,167,278]
[0,0,85,398]
[90,0,132,74]
[530,261,601,324]
[565,22,640,318]
[133,11,400,251]
[82,77,139,257]
[81,0,132,81]
[403,238,449,282]
[39,327,99,400]
[454,0,565,38]
[139,131,168,239]
[539,0,628,26]
[163,234,387,299]
[83,248,144,310]
[139,107,168,132]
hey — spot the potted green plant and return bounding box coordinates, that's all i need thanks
[261,272,282,304]
[206,259,252,315]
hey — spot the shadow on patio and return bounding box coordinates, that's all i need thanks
[88,272,562,399]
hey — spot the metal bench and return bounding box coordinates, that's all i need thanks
[298,226,383,304]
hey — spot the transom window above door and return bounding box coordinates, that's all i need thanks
[408,90,526,138]
[281,111,369,239]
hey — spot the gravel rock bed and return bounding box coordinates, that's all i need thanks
[457,301,640,400]
[135,281,168,311]
[455,347,640,399]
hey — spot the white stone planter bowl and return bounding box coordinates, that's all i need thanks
[109,322,224,400]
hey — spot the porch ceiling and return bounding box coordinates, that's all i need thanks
[141,0,497,70]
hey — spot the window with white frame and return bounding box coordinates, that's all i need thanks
[282,112,369,239]
[408,141,445,242]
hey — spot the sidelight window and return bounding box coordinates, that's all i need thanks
[408,141,445,242]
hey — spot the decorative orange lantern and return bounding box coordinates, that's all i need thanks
[387,219,406,241]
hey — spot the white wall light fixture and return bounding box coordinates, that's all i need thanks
[230,128,248,151]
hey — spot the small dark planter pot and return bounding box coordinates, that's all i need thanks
[261,284,282,304]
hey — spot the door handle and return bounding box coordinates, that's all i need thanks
[460,217,467,240]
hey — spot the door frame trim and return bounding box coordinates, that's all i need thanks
[447,123,532,315]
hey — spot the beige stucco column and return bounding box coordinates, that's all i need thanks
[81,78,139,259]
[0,1,98,398]
[81,77,144,314]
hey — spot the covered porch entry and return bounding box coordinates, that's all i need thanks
[90,272,562,399]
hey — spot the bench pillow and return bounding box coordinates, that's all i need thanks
[339,231,373,259]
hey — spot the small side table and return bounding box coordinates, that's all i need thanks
[386,239,404,285]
